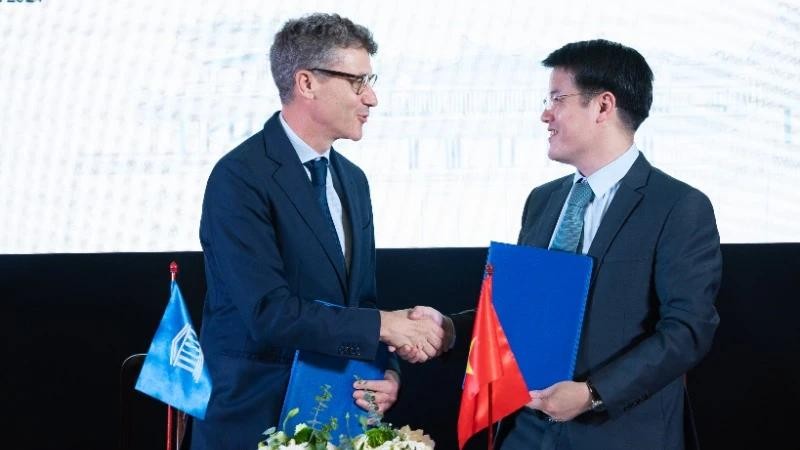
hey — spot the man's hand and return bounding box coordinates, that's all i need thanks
[394,306,455,363]
[379,309,444,362]
[352,370,400,414]
[525,381,593,422]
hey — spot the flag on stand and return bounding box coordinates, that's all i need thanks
[135,278,212,419]
[457,266,530,450]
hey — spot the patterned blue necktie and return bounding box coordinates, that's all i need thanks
[550,179,594,253]
[304,157,343,253]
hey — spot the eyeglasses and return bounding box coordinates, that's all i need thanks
[542,92,597,110]
[309,68,378,95]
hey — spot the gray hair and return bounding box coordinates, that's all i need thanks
[269,13,378,104]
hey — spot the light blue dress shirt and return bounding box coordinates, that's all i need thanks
[549,144,640,254]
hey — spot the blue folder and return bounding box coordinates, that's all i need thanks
[488,241,593,390]
[278,345,388,443]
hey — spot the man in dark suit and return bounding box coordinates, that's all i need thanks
[191,14,446,450]
[413,40,722,449]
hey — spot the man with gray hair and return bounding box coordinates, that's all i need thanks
[192,13,450,449]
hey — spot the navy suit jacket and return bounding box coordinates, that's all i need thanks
[497,154,722,449]
[192,112,383,450]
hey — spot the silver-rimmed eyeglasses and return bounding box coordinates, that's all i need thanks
[542,92,597,110]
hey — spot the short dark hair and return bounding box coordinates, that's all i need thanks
[542,39,653,131]
[269,13,378,104]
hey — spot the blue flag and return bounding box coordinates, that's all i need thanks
[135,280,212,419]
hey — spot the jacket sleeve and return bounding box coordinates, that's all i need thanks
[590,189,722,417]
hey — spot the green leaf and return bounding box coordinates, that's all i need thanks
[294,426,313,444]
[365,426,397,447]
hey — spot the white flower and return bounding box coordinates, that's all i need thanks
[395,426,434,450]
[350,435,369,449]
[273,441,337,450]
[258,429,289,449]
[349,428,434,450]
[375,437,431,450]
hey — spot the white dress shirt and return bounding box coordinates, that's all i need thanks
[279,113,350,269]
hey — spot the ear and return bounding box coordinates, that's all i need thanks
[294,70,316,100]
[595,91,616,124]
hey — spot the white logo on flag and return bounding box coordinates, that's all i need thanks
[170,324,205,382]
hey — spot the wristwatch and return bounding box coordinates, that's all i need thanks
[586,380,605,411]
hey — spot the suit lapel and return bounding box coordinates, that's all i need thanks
[262,114,348,292]
[586,154,650,282]
[330,151,362,306]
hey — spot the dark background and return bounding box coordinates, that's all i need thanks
[3,244,799,449]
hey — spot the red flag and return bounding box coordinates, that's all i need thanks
[457,266,530,450]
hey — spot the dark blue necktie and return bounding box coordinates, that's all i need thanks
[304,157,342,253]
[550,179,594,253]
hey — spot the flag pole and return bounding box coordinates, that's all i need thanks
[487,382,493,450]
[486,264,494,450]
[166,261,178,450]
[167,401,174,450]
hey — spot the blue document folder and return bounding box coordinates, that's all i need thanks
[279,346,388,442]
[488,241,593,390]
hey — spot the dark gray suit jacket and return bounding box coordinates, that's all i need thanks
[502,153,722,449]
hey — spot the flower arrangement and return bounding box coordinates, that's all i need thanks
[258,383,434,450]
[349,425,434,450]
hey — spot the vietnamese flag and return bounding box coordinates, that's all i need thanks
[457,265,530,450]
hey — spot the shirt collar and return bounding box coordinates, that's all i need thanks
[574,144,640,197]
[279,112,331,164]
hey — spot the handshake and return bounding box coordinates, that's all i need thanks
[379,306,455,363]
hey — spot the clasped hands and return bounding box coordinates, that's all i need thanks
[379,306,454,363]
